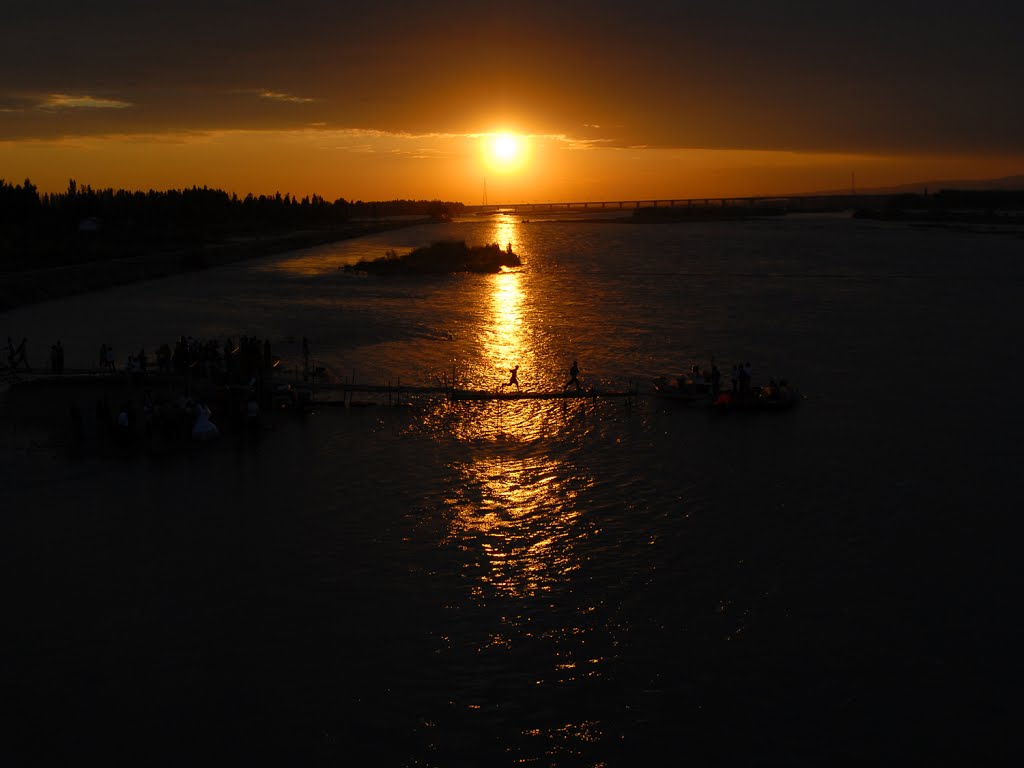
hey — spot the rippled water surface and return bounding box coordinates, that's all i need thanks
[4,215,1024,764]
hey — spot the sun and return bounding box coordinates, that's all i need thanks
[483,132,528,173]
[493,133,519,161]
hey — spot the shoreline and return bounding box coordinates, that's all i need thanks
[0,218,430,312]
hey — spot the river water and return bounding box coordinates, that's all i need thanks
[3,214,1023,765]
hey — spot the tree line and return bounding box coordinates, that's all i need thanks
[0,178,465,271]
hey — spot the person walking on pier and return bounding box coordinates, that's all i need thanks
[564,359,581,392]
[501,364,520,391]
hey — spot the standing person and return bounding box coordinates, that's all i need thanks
[105,344,115,373]
[14,337,30,371]
[501,364,520,391]
[564,360,581,392]
[302,336,311,373]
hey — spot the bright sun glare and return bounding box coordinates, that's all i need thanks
[484,132,527,173]
[493,134,519,160]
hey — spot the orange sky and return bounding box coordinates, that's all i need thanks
[3,2,1023,202]
[3,130,1020,204]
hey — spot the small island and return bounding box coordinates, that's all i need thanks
[348,240,521,275]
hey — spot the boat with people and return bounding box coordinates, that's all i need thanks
[653,365,801,412]
[710,382,802,412]
[652,373,711,404]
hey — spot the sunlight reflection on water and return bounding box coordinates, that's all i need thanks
[444,455,594,600]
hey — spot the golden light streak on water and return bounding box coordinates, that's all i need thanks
[485,270,527,378]
[471,215,546,408]
[444,456,592,600]
[490,216,519,257]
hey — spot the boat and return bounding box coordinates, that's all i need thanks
[652,376,710,404]
[711,384,801,412]
[654,375,801,411]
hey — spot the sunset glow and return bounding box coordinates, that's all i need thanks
[1,5,1021,202]
[6,6,1024,766]
[483,132,529,175]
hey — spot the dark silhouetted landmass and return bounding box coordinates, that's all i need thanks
[806,174,1024,197]
[853,188,1024,226]
[0,178,464,272]
[632,204,786,221]
[0,178,465,309]
[350,241,521,275]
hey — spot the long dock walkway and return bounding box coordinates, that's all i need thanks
[3,369,642,406]
[308,380,640,404]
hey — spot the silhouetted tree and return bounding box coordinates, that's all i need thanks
[1,177,466,273]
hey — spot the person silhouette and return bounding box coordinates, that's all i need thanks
[564,360,580,391]
[501,364,520,391]
[14,337,30,371]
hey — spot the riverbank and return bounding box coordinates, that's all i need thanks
[0,218,430,311]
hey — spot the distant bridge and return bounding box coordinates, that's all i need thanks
[467,193,892,214]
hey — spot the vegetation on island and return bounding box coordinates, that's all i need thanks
[350,241,521,275]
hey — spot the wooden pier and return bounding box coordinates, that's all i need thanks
[306,380,640,406]
[3,369,642,408]
[448,387,634,402]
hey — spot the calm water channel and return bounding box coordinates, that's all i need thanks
[3,214,1023,764]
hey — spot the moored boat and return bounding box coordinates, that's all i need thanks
[654,373,801,412]
[711,385,801,412]
[652,376,710,404]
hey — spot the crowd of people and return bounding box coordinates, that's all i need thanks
[2,332,302,456]
[91,334,278,381]
[4,333,284,382]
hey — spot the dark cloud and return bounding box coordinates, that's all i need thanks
[2,1,1022,151]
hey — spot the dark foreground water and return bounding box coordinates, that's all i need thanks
[3,214,1023,765]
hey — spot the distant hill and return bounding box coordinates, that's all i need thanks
[802,175,1024,197]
